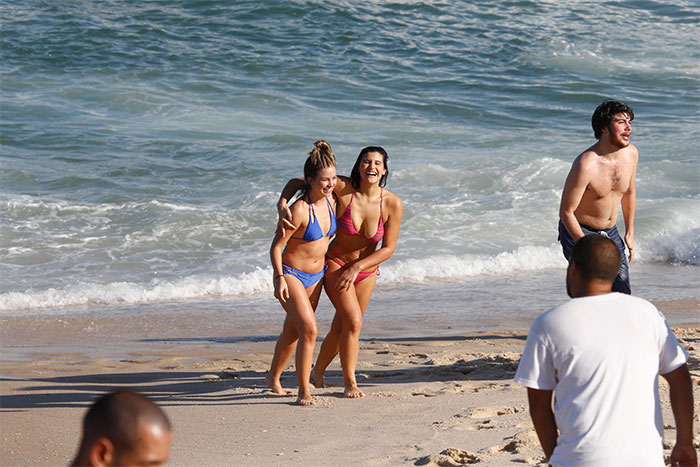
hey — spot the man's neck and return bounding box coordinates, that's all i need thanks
[574,283,614,298]
[592,139,627,160]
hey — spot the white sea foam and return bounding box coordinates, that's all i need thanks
[0,268,273,312]
[3,225,697,313]
[1,196,204,215]
[0,245,563,312]
[381,244,567,284]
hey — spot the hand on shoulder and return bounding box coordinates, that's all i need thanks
[334,175,352,193]
[286,198,309,229]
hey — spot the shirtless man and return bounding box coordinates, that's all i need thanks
[558,100,637,294]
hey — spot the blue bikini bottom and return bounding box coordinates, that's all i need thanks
[282,263,328,289]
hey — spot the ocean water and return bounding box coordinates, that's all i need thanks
[1,1,699,333]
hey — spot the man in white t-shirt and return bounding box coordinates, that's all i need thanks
[514,235,696,466]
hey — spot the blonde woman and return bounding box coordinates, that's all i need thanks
[265,141,337,405]
[278,146,402,398]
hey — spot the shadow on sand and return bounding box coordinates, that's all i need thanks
[1,333,525,410]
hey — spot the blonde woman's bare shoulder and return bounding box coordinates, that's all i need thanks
[289,197,310,218]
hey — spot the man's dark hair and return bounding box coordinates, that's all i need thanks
[80,390,171,453]
[571,235,620,283]
[591,100,634,139]
[350,146,389,189]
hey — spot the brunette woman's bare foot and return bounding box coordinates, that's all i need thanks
[344,384,365,398]
[296,391,315,406]
[265,373,291,395]
[310,370,336,388]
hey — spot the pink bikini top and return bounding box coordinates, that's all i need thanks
[337,189,384,243]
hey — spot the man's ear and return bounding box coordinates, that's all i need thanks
[568,260,579,278]
[89,437,114,467]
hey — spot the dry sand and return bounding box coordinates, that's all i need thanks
[1,318,698,466]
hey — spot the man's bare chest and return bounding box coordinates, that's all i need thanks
[587,163,630,197]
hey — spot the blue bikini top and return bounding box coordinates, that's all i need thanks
[293,195,336,242]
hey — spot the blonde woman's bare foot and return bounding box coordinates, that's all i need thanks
[344,384,365,398]
[296,392,315,406]
[265,373,291,395]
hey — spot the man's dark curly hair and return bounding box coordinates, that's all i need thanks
[591,100,634,139]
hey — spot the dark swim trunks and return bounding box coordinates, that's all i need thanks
[558,220,631,294]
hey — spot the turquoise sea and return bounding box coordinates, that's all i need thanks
[1,1,698,337]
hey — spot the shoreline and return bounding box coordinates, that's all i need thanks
[2,318,698,466]
[1,294,697,364]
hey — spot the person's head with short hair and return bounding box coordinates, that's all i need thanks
[566,234,621,298]
[71,390,172,467]
[591,99,634,140]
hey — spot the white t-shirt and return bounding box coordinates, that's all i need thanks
[514,293,688,467]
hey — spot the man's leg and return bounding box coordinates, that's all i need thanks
[558,220,630,294]
[558,220,576,260]
[603,226,631,294]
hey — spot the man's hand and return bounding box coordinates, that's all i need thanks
[670,442,697,467]
[625,232,634,261]
[663,365,696,466]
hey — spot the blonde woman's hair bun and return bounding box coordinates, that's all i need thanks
[303,140,337,189]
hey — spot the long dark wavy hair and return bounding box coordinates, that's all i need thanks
[350,146,388,189]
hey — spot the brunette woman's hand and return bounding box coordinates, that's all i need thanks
[335,264,359,293]
[276,200,295,236]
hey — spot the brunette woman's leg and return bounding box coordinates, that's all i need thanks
[312,268,377,388]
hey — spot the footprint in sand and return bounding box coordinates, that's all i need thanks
[410,353,429,359]
[475,419,494,430]
[482,430,540,457]
[411,390,438,397]
[414,447,480,465]
[468,406,522,419]
[470,382,505,393]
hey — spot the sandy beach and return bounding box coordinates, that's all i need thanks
[3,1,700,465]
[1,302,698,467]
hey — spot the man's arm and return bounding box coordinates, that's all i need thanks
[559,155,591,241]
[620,147,638,261]
[526,388,558,461]
[662,364,697,466]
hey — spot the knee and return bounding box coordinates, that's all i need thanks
[298,322,318,343]
[342,314,362,334]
